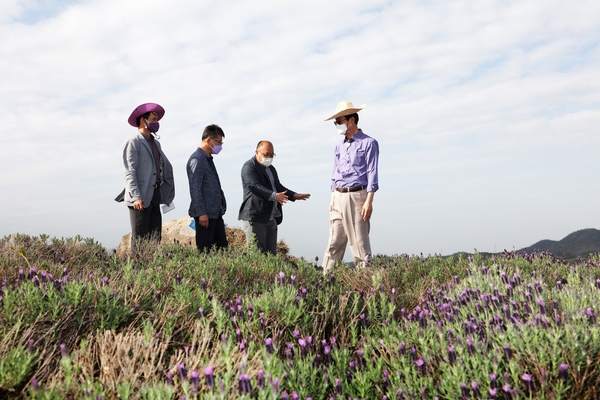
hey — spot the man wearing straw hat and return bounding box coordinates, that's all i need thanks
[322,101,379,273]
[121,103,175,246]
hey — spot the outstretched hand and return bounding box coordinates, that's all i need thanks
[276,190,288,204]
[295,193,311,201]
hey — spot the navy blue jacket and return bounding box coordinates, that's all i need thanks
[187,148,226,219]
[238,156,296,225]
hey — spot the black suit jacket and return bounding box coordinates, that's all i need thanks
[238,156,297,225]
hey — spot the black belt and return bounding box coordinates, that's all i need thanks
[335,185,367,193]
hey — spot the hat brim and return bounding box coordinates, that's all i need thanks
[325,104,366,121]
[128,103,165,127]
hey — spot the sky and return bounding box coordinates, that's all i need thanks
[1,0,600,261]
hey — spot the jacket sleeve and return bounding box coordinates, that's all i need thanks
[122,139,141,201]
[188,157,207,217]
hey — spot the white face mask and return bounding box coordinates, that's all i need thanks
[260,158,273,167]
[336,123,348,135]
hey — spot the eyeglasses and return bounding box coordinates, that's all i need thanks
[334,118,347,126]
[258,151,276,158]
[212,138,224,145]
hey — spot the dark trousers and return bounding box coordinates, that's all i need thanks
[128,188,162,247]
[194,216,228,252]
[248,220,278,255]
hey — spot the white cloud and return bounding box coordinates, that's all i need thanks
[2,0,600,259]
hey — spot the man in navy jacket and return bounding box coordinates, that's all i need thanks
[187,124,228,252]
[238,141,310,254]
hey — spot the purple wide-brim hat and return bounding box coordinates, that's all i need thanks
[128,103,165,127]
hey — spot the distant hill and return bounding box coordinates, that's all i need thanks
[519,228,600,259]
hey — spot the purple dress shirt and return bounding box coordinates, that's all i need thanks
[330,129,379,192]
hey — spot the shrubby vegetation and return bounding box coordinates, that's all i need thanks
[1,233,599,399]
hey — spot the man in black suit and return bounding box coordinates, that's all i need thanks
[238,140,310,254]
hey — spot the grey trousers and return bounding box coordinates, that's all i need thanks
[243,220,278,255]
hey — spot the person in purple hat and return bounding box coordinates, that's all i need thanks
[121,103,175,247]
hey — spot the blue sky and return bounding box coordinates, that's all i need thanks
[1,0,600,260]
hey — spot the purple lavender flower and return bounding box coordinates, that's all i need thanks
[28,339,35,353]
[290,391,299,400]
[265,337,275,354]
[324,346,332,364]
[467,338,475,355]
[257,370,265,388]
[166,371,174,386]
[537,299,547,314]
[489,373,498,389]
[399,342,406,355]
[586,308,597,324]
[521,373,532,392]
[415,356,426,376]
[503,343,512,361]
[460,382,469,397]
[201,277,207,291]
[447,346,456,364]
[558,363,569,380]
[281,391,289,399]
[177,363,187,381]
[382,369,391,388]
[59,343,68,358]
[502,384,513,400]
[191,371,199,396]
[30,376,39,391]
[238,374,252,394]
[471,381,480,398]
[204,366,214,389]
[298,339,307,358]
[397,388,405,400]
[198,307,204,318]
[488,388,497,399]
[335,378,342,394]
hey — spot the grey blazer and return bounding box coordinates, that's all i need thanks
[122,132,175,207]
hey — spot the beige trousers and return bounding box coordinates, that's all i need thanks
[322,189,372,273]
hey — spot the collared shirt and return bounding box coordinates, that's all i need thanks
[331,129,379,192]
[144,134,162,185]
[264,166,282,221]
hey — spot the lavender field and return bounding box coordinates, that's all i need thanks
[0,234,599,399]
